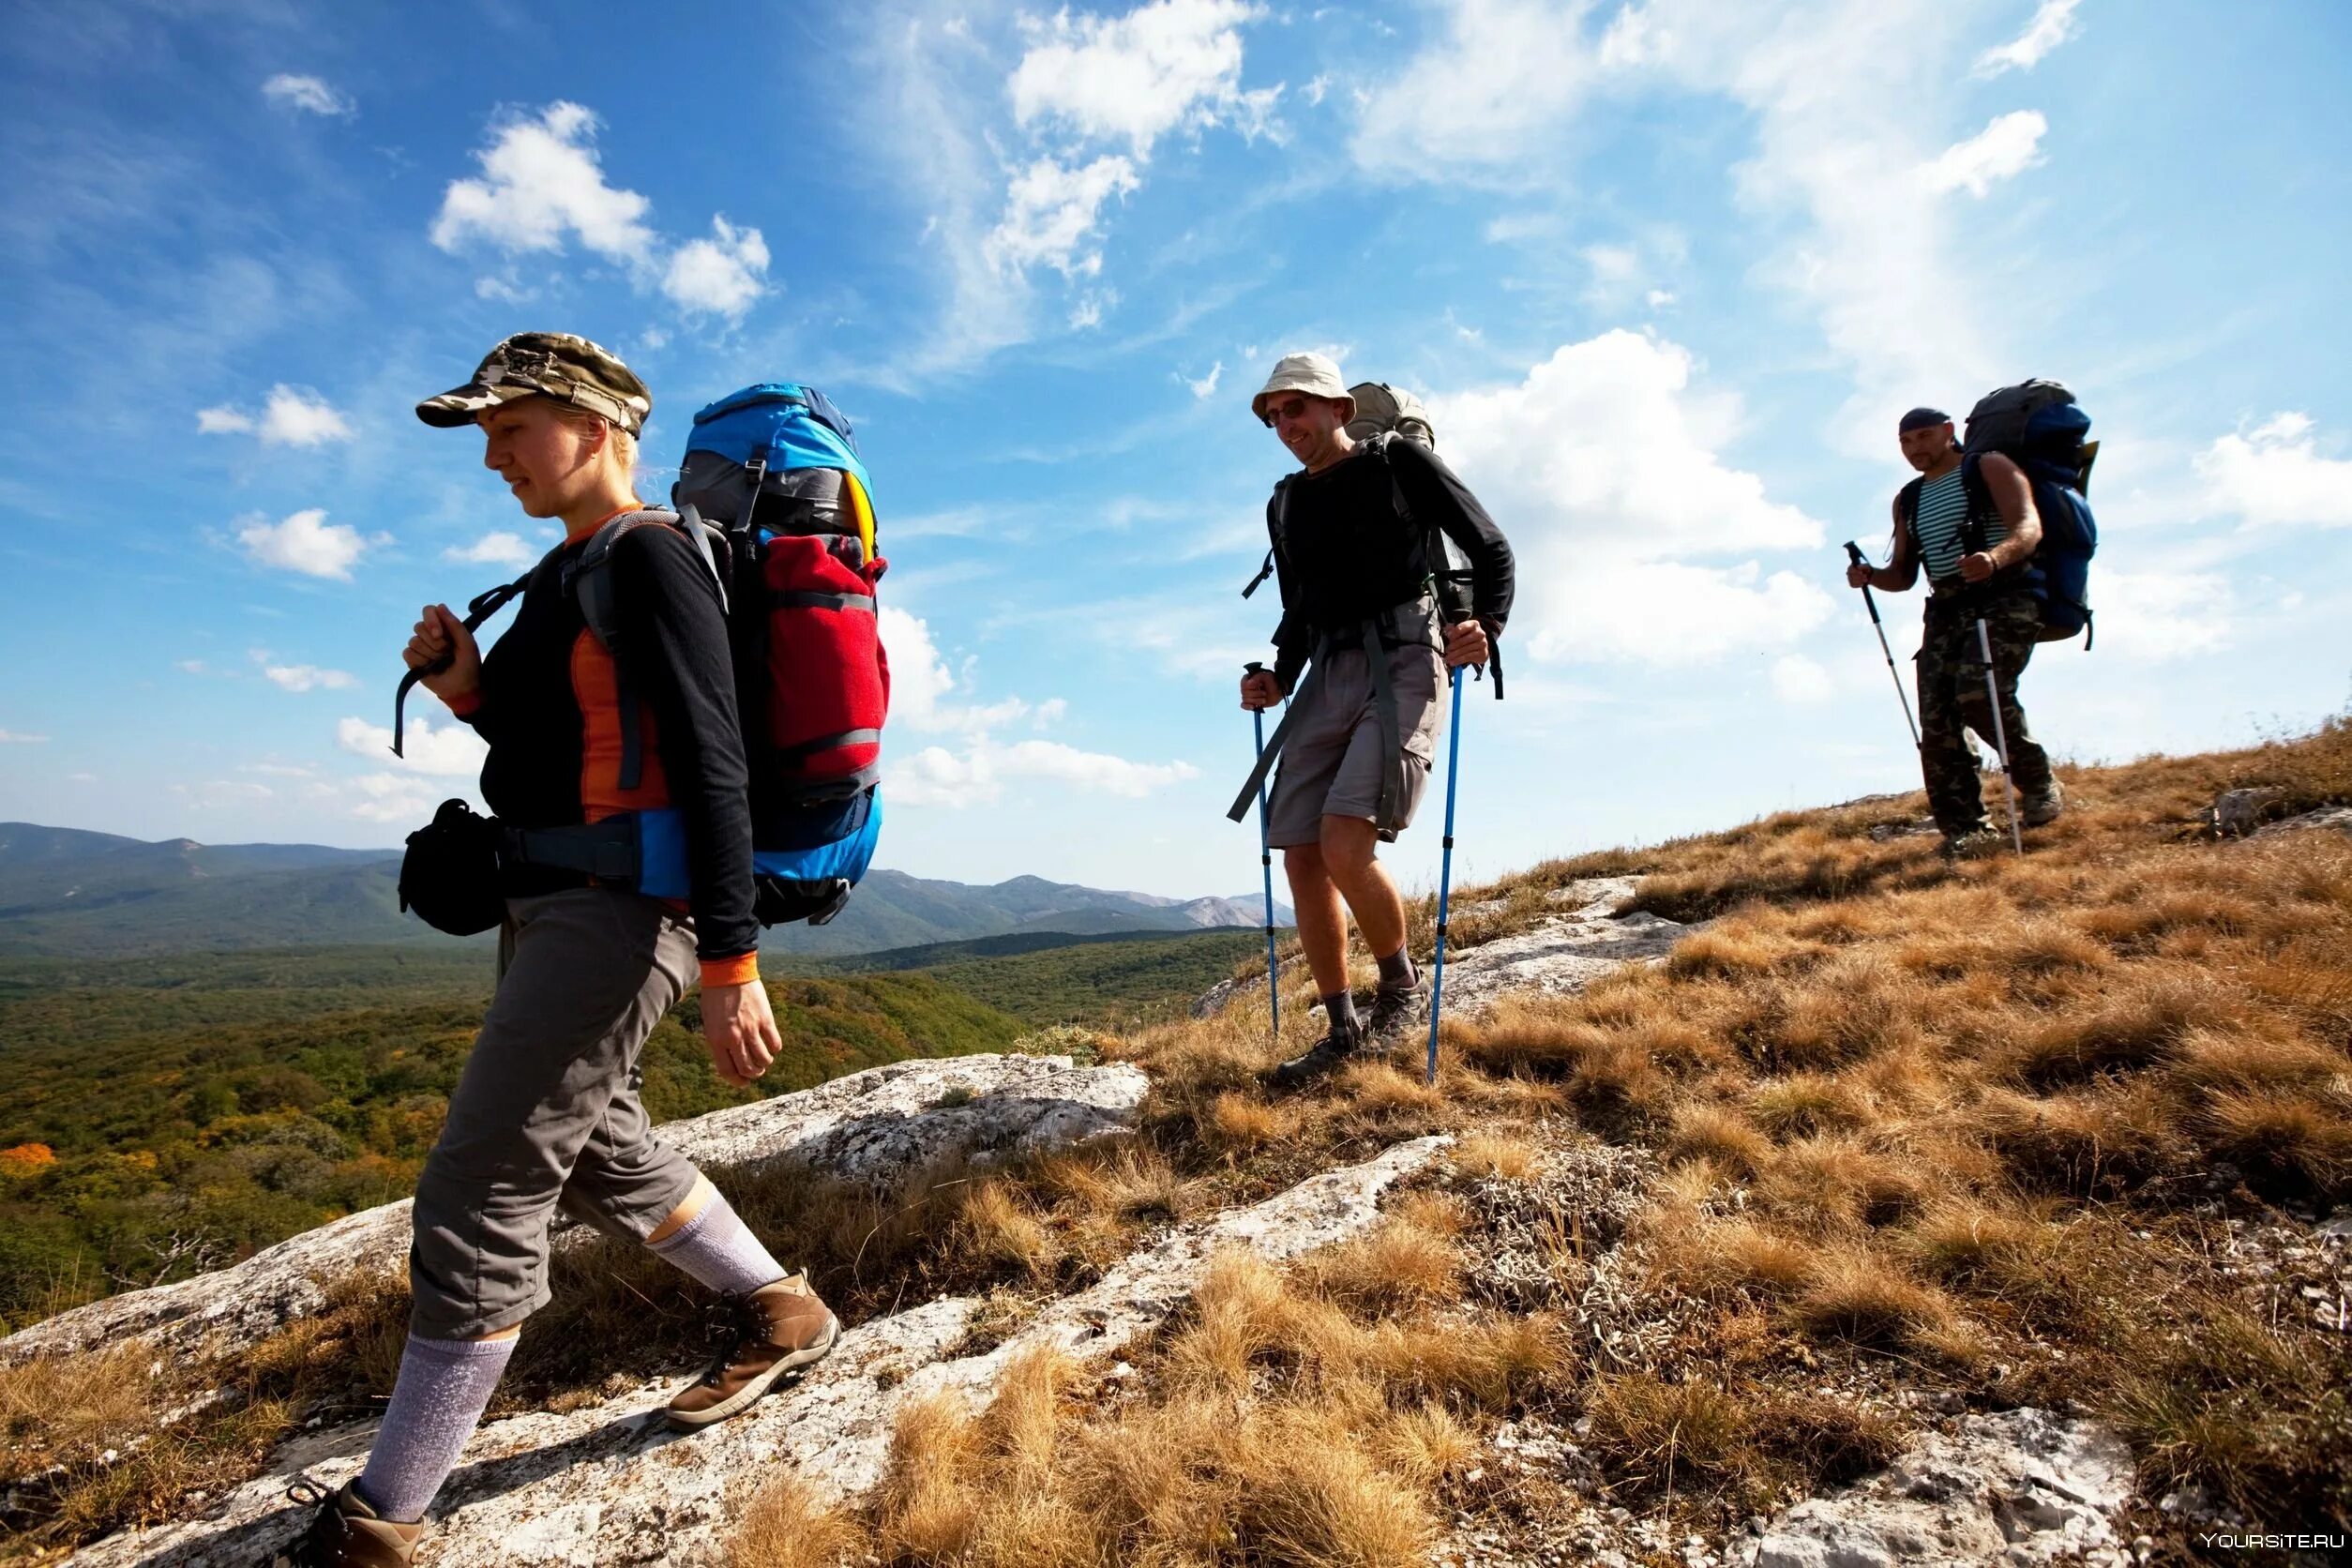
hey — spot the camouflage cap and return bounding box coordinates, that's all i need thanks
[415,332,652,436]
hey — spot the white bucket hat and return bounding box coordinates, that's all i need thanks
[1251,352,1355,425]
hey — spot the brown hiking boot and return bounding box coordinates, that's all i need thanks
[2022,778,2065,827]
[275,1480,422,1567]
[665,1274,839,1431]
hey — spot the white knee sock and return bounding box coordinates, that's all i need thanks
[647,1193,789,1297]
[356,1333,516,1523]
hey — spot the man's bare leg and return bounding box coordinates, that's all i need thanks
[1317,815,1407,961]
[1282,842,1351,1000]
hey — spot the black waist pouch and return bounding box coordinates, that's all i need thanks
[399,799,507,936]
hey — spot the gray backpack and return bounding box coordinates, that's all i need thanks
[1344,382,1437,446]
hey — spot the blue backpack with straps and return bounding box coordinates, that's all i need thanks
[565,383,890,927]
[1961,381,2101,647]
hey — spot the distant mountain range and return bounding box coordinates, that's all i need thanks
[0,823,1292,958]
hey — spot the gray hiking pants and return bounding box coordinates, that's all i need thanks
[408,887,702,1339]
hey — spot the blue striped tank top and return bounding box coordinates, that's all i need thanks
[1911,467,2004,584]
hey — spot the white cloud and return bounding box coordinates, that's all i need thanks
[1352,0,1612,171]
[1430,330,1832,666]
[986,155,1140,278]
[1009,0,1272,156]
[2194,414,2352,530]
[886,737,1198,807]
[197,385,354,446]
[2088,569,2237,661]
[661,215,770,318]
[262,73,354,116]
[0,728,50,743]
[1356,2,2017,439]
[264,665,357,692]
[445,531,539,567]
[876,603,1189,806]
[430,102,656,264]
[176,658,209,675]
[1184,360,1225,399]
[1924,110,2047,197]
[344,771,449,824]
[430,102,779,324]
[1771,653,1834,703]
[1975,0,2082,77]
[238,508,370,580]
[338,715,488,778]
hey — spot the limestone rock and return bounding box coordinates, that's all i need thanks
[2251,803,2352,841]
[1191,954,1304,1018]
[1433,877,1692,1017]
[2209,786,2285,837]
[64,1138,1450,1568]
[2,1054,1146,1369]
[1749,1408,2133,1568]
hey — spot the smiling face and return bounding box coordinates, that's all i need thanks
[1900,418,1957,473]
[1262,391,1353,471]
[476,397,606,519]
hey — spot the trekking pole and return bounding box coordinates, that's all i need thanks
[1843,541,1920,748]
[1973,617,2025,855]
[1244,662,1280,1044]
[1425,666,1467,1087]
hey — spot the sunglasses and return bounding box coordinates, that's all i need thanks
[1262,395,1314,427]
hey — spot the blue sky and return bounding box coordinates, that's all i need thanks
[3,0,2348,900]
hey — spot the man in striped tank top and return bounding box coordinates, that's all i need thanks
[1845,407,2063,855]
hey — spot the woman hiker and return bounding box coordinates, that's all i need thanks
[287,334,838,1567]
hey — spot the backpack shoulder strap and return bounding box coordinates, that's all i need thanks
[1896,475,1925,532]
[1956,455,1993,556]
[1244,477,1294,599]
[565,508,700,792]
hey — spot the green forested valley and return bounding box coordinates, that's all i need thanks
[0,927,1253,1331]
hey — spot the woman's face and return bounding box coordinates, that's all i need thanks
[477,398,599,519]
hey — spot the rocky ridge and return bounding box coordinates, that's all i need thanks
[23,866,2219,1567]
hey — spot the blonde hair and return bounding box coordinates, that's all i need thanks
[555,404,639,483]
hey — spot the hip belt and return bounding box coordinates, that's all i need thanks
[502,792,881,926]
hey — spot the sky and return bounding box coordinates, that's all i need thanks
[2,0,2348,901]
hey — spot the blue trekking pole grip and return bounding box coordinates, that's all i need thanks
[1245,662,1280,1042]
[1426,665,1467,1086]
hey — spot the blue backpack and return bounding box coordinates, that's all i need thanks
[1962,380,2101,648]
[562,384,889,927]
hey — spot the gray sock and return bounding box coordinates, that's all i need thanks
[356,1333,516,1523]
[648,1192,788,1297]
[1323,990,1360,1034]
[1376,946,1417,991]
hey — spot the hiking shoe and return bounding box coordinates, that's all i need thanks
[276,1480,421,1568]
[1264,1018,1366,1090]
[2022,779,2065,828]
[1938,828,2006,860]
[1364,979,1428,1046]
[666,1274,839,1431]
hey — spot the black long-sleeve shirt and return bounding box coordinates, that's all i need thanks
[1266,436,1515,692]
[451,518,758,974]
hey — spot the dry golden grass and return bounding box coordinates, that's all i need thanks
[728,1472,865,1568]
[18,718,2352,1560]
[843,1226,1544,1568]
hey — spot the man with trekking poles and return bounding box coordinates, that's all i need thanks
[1229,353,1515,1088]
[1847,403,2066,858]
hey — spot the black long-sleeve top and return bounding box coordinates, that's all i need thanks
[449,518,758,977]
[1266,436,1515,693]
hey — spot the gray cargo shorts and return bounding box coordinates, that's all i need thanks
[408,886,702,1339]
[1266,641,1445,847]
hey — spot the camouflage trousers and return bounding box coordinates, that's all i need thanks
[1915,588,2054,837]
